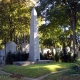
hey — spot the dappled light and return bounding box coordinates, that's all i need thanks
[43,65,62,71]
[0,1,80,80]
[2,62,77,78]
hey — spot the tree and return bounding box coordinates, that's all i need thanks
[37,0,80,49]
[0,0,33,43]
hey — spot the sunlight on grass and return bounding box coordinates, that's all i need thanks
[2,62,76,78]
[77,58,80,61]
[43,65,62,71]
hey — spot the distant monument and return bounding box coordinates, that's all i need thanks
[29,8,40,62]
[21,42,29,53]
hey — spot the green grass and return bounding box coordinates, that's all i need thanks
[42,69,80,80]
[0,74,22,80]
[2,62,76,78]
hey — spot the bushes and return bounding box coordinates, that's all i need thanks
[6,51,29,64]
[40,50,78,62]
[54,52,60,62]
[6,51,13,64]
[40,51,54,60]
[58,51,77,62]
[6,50,78,64]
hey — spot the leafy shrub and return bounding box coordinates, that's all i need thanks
[54,52,60,62]
[65,65,80,75]
[60,51,77,62]
[43,54,48,60]
[6,51,29,64]
[40,51,54,60]
[40,53,45,60]
[16,51,22,61]
[6,51,13,64]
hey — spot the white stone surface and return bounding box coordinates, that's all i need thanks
[56,47,61,53]
[21,42,41,53]
[43,48,51,54]
[0,49,5,61]
[21,43,29,53]
[53,48,56,55]
[29,8,40,61]
[66,46,70,53]
[5,41,17,54]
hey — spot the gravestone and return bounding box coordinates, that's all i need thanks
[53,48,56,55]
[0,49,5,65]
[66,46,70,53]
[43,48,51,54]
[21,42,29,53]
[5,41,17,54]
[29,8,40,62]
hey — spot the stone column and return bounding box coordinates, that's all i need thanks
[29,8,40,62]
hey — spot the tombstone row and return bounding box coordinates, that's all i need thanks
[0,41,41,65]
[0,41,29,65]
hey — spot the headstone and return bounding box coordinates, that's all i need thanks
[5,41,17,54]
[29,8,40,61]
[43,48,51,54]
[71,48,74,56]
[53,48,56,55]
[56,47,61,53]
[0,49,5,65]
[21,42,29,53]
[66,46,70,53]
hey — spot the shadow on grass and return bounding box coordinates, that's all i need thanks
[2,62,77,78]
[42,68,80,80]
[0,73,22,80]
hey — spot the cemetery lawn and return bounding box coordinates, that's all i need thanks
[0,73,22,80]
[42,69,80,80]
[2,62,77,78]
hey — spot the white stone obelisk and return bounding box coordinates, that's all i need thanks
[29,8,40,62]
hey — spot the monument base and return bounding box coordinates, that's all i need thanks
[13,61,35,66]
[13,60,53,66]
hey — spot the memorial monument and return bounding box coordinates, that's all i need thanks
[29,7,40,61]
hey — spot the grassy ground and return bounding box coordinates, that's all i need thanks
[42,59,80,80]
[1,68,80,80]
[0,74,22,80]
[2,62,76,78]
[42,71,80,80]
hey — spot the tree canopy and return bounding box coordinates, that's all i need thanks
[36,0,80,47]
[0,0,33,44]
[0,0,80,49]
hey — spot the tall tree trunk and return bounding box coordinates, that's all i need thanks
[70,2,77,54]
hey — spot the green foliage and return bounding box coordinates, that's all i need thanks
[6,51,29,64]
[37,0,80,48]
[57,51,78,62]
[43,38,53,47]
[6,51,13,64]
[43,69,80,80]
[0,0,31,42]
[40,49,77,62]
[54,52,60,62]
[64,65,80,75]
